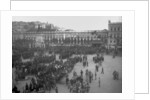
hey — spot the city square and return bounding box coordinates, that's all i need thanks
[12,16,122,93]
[49,54,122,93]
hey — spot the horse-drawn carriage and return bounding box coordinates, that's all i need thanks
[93,54,104,63]
[70,74,90,93]
[113,71,119,80]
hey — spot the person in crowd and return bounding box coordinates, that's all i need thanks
[86,82,90,93]
[95,71,97,80]
[95,65,99,72]
[98,77,101,87]
[73,71,77,77]
[116,71,119,80]
[80,70,83,77]
[66,76,69,85]
[87,61,88,67]
[89,71,92,83]
[55,86,58,93]
[25,83,29,92]
[101,67,104,74]
[91,73,93,81]
[68,81,71,89]
[29,83,33,92]
[113,70,116,80]
[12,85,20,93]
[70,85,73,93]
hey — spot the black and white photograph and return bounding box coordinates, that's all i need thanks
[12,16,122,93]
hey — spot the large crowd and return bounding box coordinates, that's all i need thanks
[62,54,107,93]
[12,50,87,93]
[12,45,121,93]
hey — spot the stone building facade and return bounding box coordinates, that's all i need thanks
[107,20,122,49]
[12,21,122,49]
[12,31,104,48]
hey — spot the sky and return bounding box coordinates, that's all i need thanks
[12,16,121,31]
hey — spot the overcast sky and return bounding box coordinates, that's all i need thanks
[13,16,121,31]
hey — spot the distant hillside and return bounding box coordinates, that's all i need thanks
[12,21,62,34]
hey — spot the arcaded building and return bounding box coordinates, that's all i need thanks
[12,21,122,50]
[12,30,106,48]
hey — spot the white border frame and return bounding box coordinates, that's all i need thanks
[0,0,10,10]
[0,10,134,100]
[11,0,149,94]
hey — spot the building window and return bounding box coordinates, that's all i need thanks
[110,34,112,38]
[111,28,113,31]
[117,34,119,38]
[116,28,118,31]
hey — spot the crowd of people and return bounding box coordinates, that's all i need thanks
[59,53,108,93]
[12,44,121,93]
[65,71,90,93]
[12,49,91,93]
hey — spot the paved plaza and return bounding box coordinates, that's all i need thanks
[50,54,122,93]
